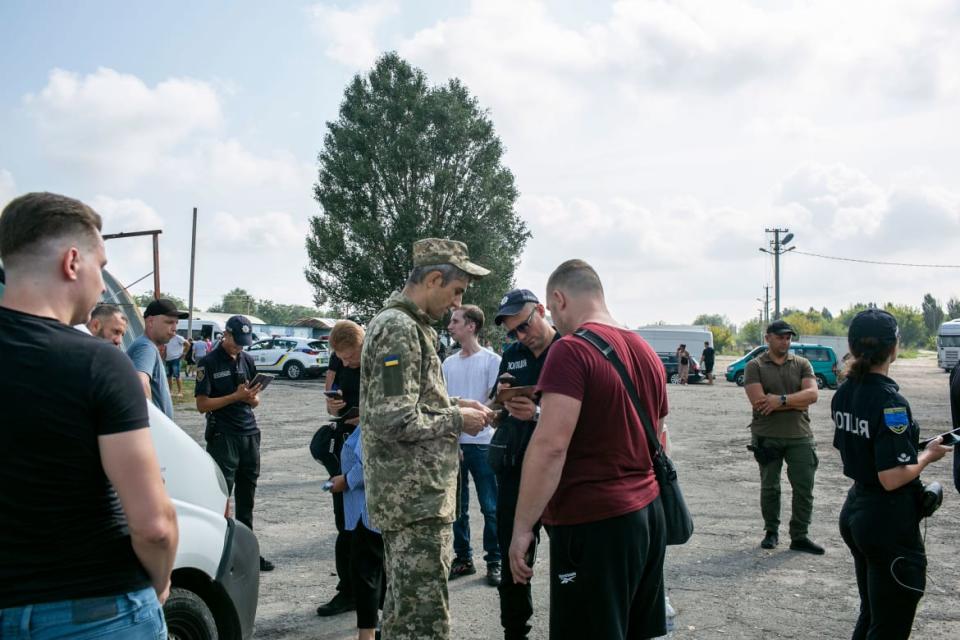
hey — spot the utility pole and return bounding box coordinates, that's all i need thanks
[764,285,770,325]
[759,229,795,320]
[187,207,198,338]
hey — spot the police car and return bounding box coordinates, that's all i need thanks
[245,336,329,379]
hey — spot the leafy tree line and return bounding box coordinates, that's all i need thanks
[135,289,334,326]
[694,292,960,353]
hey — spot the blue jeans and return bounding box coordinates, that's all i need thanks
[0,587,166,639]
[454,443,500,565]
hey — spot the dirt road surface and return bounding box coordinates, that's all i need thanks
[173,353,960,639]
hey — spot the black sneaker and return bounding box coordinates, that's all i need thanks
[760,531,779,549]
[316,592,356,617]
[449,557,476,580]
[259,556,275,572]
[486,563,502,587]
[790,538,825,555]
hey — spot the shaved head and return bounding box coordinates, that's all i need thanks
[546,259,604,298]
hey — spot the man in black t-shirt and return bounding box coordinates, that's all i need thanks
[195,314,273,572]
[702,341,716,385]
[491,288,559,640]
[0,192,178,636]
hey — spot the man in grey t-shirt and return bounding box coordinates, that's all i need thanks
[127,299,187,419]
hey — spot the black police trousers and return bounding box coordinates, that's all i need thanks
[839,484,926,640]
[496,468,541,640]
[206,430,260,531]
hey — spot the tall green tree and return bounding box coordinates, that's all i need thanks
[921,293,945,339]
[306,53,530,322]
[738,318,763,347]
[947,297,960,320]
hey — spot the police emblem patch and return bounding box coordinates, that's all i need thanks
[883,407,909,434]
[242,325,250,334]
[897,452,911,463]
[500,295,509,307]
[196,368,205,382]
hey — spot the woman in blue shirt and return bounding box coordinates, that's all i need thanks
[330,425,385,640]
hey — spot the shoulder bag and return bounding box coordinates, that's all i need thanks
[575,328,694,545]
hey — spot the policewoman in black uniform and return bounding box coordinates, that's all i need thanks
[195,314,274,572]
[832,309,951,639]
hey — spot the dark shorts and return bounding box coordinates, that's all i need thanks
[704,362,714,374]
[165,358,181,378]
[546,499,667,640]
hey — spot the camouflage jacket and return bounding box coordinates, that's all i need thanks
[359,291,463,530]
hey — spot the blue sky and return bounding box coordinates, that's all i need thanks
[2,1,959,325]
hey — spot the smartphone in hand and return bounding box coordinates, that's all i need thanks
[323,390,343,399]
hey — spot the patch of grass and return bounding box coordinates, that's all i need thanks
[897,348,919,359]
[172,377,196,405]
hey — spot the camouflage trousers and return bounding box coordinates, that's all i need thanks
[381,519,453,640]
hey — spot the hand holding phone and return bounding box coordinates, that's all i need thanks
[920,429,960,448]
[323,390,343,399]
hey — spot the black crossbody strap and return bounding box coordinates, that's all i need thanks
[574,328,665,460]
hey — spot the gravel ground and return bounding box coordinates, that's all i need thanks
[172,352,960,639]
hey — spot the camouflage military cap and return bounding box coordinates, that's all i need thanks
[412,238,490,278]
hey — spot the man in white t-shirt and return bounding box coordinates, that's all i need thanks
[164,332,187,398]
[443,304,502,587]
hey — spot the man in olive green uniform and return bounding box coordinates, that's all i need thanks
[744,320,824,555]
[360,238,495,639]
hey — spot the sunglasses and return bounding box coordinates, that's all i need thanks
[506,308,537,341]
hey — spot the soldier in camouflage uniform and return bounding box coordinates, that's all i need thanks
[360,238,496,640]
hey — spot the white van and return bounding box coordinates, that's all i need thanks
[635,325,714,360]
[148,402,260,639]
[937,319,960,371]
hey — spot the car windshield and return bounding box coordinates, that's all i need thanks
[939,335,960,347]
[308,341,327,351]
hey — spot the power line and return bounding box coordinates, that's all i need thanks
[793,250,960,269]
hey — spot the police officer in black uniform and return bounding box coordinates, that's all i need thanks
[195,315,274,572]
[832,309,951,639]
[491,289,560,640]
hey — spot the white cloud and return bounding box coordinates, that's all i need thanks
[24,68,222,185]
[0,170,16,209]
[207,210,307,252]
[775,164,960,249]
[90,196,167,286]
[309,1,399,69]
[776,164,888,239]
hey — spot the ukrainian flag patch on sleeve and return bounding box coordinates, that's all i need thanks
[883,407,909,434]
[382,354,403,396]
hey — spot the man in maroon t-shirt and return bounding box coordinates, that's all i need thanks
[508,259,669,640]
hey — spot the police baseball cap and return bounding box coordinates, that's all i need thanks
[849,309,899,346]
[766,320,797,336]
[412,238,490,278]
[225,315,254,346]
[143,298,189,319]
[495,289,540,325]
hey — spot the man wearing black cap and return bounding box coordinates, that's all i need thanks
[491,288,558,640]
[744,319,823,554]
[195,314,273,571]
[127,298,188,419]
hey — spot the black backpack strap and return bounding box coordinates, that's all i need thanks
[574,328,664,460]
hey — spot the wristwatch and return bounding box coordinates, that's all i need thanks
[779,394,787,406]
[533,405,542,422]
